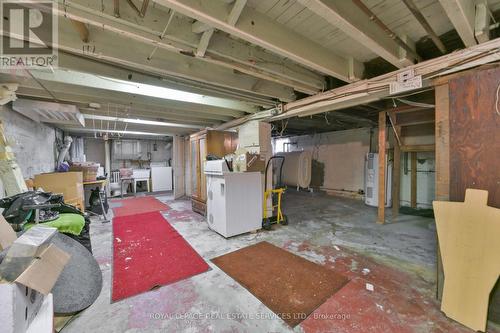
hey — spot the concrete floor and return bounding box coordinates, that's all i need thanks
[63,191,499,333]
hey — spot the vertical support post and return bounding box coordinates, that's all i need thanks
[410,151,417,208]
[377,111,387,224]
[392,142,401,218]
[104,139,111,196]
[173,135,186,199]
[435,83,450,201]
[388,110,401,219]
[435,82,450,300]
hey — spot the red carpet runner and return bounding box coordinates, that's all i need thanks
[112,211,210,301]
[113,196,170,217]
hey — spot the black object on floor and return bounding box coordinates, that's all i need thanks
[51,233,103,315]
[399,206,434,218]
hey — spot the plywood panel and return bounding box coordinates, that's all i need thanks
[449,66,500,208]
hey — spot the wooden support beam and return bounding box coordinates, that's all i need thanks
[140,0,150,17]
[401,0,446,53]
[297,0,414,67]
[392,143,401,218]
[391,117,402,219]
[70,20,89,43]
[438,0,477,47]
[53,0,323,95]
[410,152,417,208]
[126,0,142,16]
[196,28,215,57]
[377,111,387,224]
[401,144,435,152]
[155,0,363,81]
[196,0,247,57]
[475,0,490,43]
[395,109,435,126]
[113,0,120,17]
[435,83,450,202]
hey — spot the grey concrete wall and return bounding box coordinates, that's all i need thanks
[1,104,57,178]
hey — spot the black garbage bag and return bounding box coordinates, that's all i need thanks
[0,191,64,226]
[0,191,92,252]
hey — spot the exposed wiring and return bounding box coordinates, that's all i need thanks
[397,98,435,108]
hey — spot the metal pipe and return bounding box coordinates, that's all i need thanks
[401,0,446,54]
[351,0,422,62]
[140,0,150,17]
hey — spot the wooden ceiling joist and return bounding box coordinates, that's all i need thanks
[53,0,325,95]
[154,0,364,81]
[269,37,500,121]
[298,0,415,67]
[438,0,477,47]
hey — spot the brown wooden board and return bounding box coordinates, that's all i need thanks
[433,189,500,332]
[447,67,500,323]
[211,242,348,327]
[449,67,500,208]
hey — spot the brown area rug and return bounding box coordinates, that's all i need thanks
[211,241,349,327]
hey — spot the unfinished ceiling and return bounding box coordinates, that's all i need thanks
[1,0,500,137]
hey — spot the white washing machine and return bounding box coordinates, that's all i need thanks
[205,160,262,238]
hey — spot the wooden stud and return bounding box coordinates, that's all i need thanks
[70,20,89,43]
[401,144,435,152]
[392,143,401,218]
[377,111,387,224]
[410,152,417,208]
[435,83,450,202]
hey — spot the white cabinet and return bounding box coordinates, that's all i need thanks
[205,162,262,238]
[151,167,173,192]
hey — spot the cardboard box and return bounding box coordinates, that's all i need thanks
[26,293,53,333]
[0,215,16,251]
[33,172,85,212]
[0,224,70,333]
[233,152,266,173]
[0,283,45,333]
